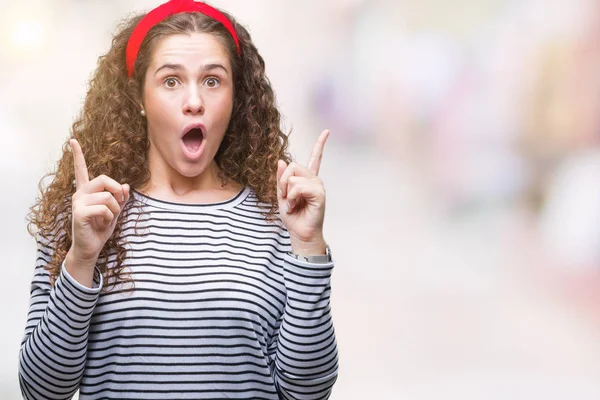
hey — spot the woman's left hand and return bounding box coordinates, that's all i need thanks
[277,129,330,256]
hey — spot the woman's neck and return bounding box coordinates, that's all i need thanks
[139,161,242,204]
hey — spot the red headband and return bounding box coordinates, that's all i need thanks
[126,0,241,77]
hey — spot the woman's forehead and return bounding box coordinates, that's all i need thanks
[150,32,230,70]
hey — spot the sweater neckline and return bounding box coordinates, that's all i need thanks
[131,186,250,212]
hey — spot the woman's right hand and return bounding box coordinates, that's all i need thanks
[65,138,130,287]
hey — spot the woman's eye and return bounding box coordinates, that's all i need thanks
[204,77,220,88]
[164,77,179,88]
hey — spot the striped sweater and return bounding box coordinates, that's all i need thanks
[19,187,338,399]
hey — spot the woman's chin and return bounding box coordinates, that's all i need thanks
[173,157,215,179]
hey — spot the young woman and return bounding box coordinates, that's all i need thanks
[18,1,338,399]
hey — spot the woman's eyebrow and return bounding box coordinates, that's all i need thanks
[154,63,183,76]
[203,63,228,74]
[154,63,228,76]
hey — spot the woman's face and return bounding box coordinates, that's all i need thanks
[142,32,233,183]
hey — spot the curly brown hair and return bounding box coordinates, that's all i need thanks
[27,9,292,290]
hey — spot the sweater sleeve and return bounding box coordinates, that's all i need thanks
[268,252,339,400]
[18,235,103,400]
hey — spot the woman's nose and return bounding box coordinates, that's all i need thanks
[183,87,204,115]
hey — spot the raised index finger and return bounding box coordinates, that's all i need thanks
[70,139,89,188]
[307,129,330,176]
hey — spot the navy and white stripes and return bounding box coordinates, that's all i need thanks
[19,187,338,399]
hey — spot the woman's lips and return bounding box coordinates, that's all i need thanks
[181,128,206,160]
[182,128,203,150]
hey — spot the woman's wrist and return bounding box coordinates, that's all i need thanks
[65,249,98,288]
[290,235,327,257]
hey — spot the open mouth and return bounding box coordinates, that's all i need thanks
[182,127,204,152]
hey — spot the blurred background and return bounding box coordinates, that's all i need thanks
[2,0,600,398]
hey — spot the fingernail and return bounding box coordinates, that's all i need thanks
[284,203,289,214]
